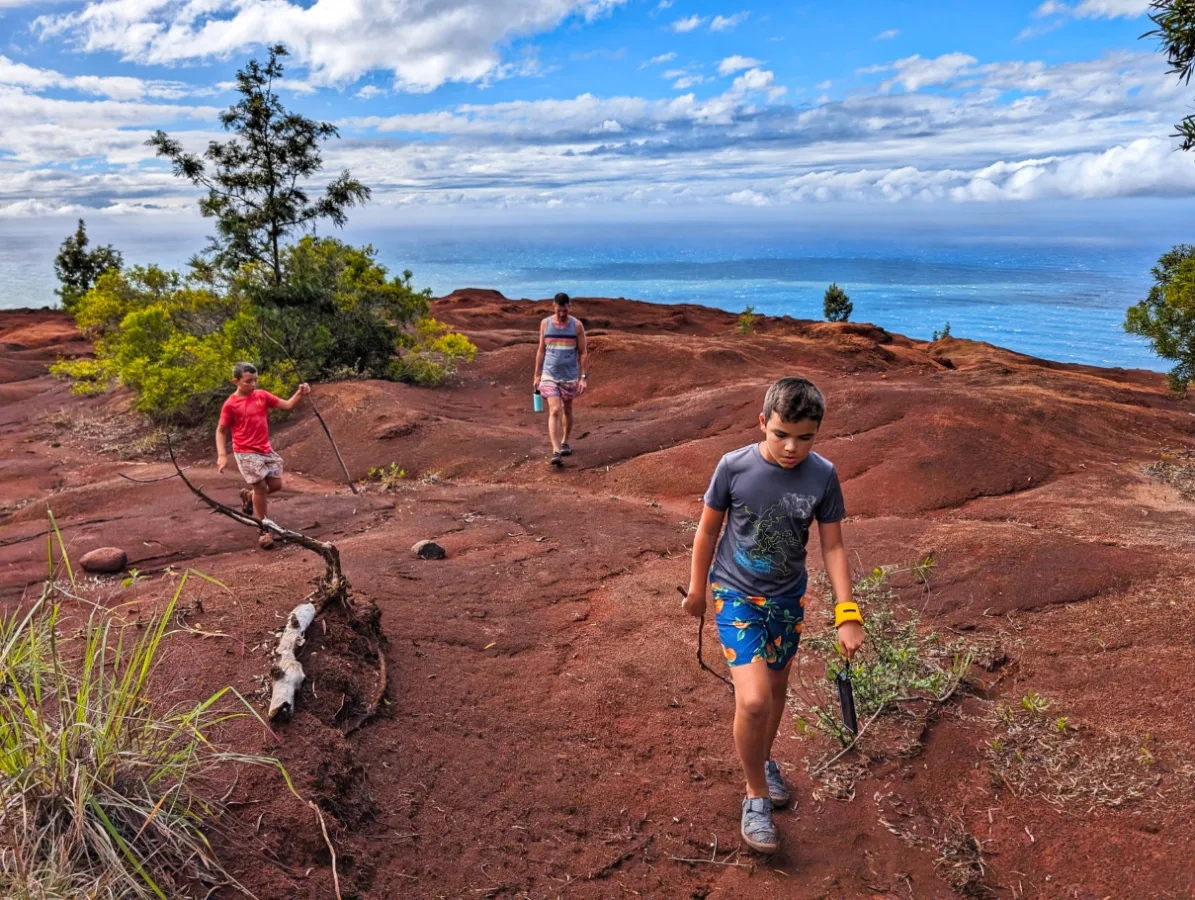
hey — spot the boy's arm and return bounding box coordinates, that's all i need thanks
[276,383,311,411]
[215,424,230,473]
[533,320,546,389]
[682,505,726,617]
[818,520,864,659]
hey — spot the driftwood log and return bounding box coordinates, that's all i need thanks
[268,602,316,719]
[168,437,384,728]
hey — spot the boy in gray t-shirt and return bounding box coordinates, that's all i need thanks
[682,376,865,855]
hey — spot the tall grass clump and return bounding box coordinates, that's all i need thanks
[0,517,272,899]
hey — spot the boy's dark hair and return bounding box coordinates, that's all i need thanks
[554,292,570,305]
[762,377,825,423]
[232,362,257,380]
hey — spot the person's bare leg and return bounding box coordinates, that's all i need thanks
[265,475,282,498]
[562,399,574,445]
[251,481,268,519]
[764,660,794,760]
[729,659,775,798]
[547,397,564,454]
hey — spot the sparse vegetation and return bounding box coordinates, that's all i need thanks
[986,693,1163,809]
[737,305,757,335]
[0,515,281,899]
[823,283,852,323]
[932,322,952,341]
[794,566,975,750]
[367,462,407,490]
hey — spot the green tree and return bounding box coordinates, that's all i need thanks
[53,219,123,314]
[823,283,852,323]
[1126,244,1195,390]
[147,44,370,286]
[1146,1,1195,150]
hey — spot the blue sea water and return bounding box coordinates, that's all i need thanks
[0,213,1166,371]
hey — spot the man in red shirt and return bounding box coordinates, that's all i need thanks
[216,362,310,549]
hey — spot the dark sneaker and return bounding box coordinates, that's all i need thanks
[239,488,254,516]
[560,442,572,457]
[740,796,779,854]
[765,760,791,809]
[550,452,564,468]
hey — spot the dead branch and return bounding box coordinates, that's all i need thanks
[269,603,316,719]
[259,325,358,495]
[343,641,387,736]
[119,468,187,484]
[166,435,348,610]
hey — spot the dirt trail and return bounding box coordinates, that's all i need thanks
[3,292,1195,899]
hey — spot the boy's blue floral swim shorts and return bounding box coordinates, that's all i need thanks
[711,579,805,670]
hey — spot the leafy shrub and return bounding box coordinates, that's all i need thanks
[393,316,478,386]
[737,305,757,335]
[53,219,123,314]
[823,283,852,323]
[932,321,952,341]
[1125,243,1195,391]
[51,267,289,424]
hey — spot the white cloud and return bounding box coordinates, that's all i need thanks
[36,0,630,92]
[672,74,709,89]
[727,188,770,206]
[875,29,899,40]
[880,52,977,91]
[816,80,832,89]
[710,12,749,32]
[0,55,191,100]
[641,52,676,67]
[655,0,672,8]
[356,85,382,99]
[718,55,762,76]
[1034,0,1150,18]
[671,14,705,32]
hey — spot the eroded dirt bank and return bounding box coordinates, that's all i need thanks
[3,293,1194,899]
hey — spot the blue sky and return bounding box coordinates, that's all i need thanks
[0,0,1189,219]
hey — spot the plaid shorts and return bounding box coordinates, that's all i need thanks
[234,451,284,484]
[539,379,581,401]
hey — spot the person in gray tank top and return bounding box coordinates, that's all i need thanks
[533,293,589,467]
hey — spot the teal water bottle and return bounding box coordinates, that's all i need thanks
[533,390,544,413]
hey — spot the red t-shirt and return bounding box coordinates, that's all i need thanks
[219,389,281,455]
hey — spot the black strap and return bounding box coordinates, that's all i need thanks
[678,586,735,694]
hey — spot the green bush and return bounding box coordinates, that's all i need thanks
[51,266,290,424]
[737,305,757,335]
[393,317,479,386]
[823,283,852,323]
[1126,244,1195,391]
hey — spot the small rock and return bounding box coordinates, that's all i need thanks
[80,547,127,574]
[412,540,446,560]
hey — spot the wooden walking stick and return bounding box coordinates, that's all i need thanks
[259,326,358,494]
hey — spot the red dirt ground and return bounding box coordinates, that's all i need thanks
[3,293,1195,899]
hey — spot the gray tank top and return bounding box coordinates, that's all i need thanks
[542,316,579,382]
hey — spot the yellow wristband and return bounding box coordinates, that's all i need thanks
[834,602,864,628]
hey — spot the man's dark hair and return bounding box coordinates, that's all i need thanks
[554,292,570,305]
[232,361,258,380]
[762,377,825,423]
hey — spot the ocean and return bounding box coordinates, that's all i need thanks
[0,212,1167,372]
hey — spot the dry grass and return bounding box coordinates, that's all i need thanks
[1143,448,1195,500]
[44,408,172,460]
[0,514,284,899]
[985,695,1164,811]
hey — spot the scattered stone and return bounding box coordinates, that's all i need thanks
[412,539,446,560]
[80,547,127,574]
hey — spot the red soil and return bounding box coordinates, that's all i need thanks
[3,293,1195,899]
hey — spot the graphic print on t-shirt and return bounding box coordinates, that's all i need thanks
[733,493,817,577]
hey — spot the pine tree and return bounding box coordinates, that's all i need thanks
[823,283,852,323]
[53,220,123,313]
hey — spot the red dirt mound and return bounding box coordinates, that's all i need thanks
[3,298,1194,899]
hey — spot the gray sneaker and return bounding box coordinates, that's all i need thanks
[740,796,779,854]
[765,760,791,809]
